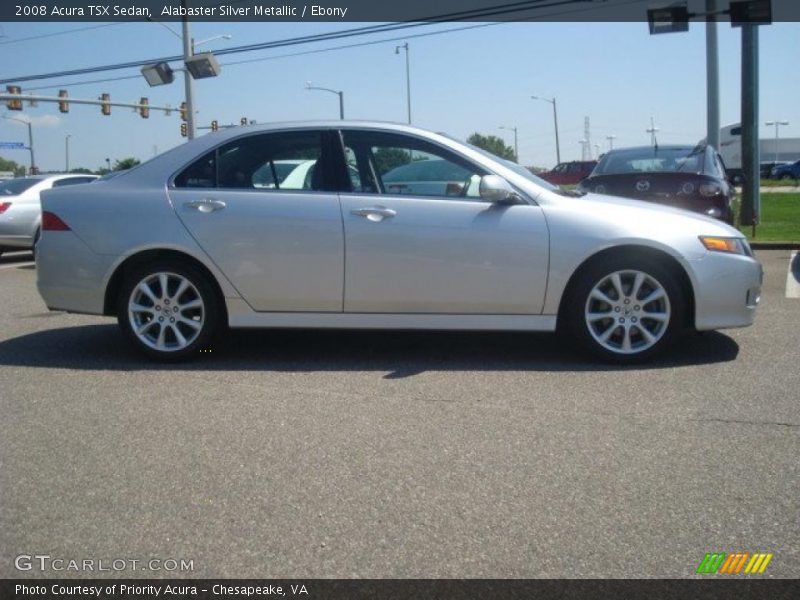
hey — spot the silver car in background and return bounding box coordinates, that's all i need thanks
[35,121,762,362]
[0,173,98,257]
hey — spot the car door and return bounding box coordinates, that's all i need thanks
[337,129,549,315]
[168,129,344,312]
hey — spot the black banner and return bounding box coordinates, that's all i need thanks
[1,0,800,23]
[3,579,800,600]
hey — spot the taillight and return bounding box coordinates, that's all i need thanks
[0,202,11,214]
[42,211,71,231]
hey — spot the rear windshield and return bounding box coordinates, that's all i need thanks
[0,178,40,196]
[595,147,705,175]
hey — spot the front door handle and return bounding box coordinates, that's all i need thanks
[184,199,227,213]
[350,206,397,222]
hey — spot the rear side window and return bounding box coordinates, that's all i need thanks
[52,177,96,187]
[174,131,327,191]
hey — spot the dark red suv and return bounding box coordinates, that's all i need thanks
[539,161,598,185]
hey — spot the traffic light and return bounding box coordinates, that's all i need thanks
[180,123,188,137]
[211,120,218,132]
[58,90,69,113]
[139,97,149,119]
[100,93,111,116]
[6,85,22,110]
[240,117,247,126]
[180,102,187,122]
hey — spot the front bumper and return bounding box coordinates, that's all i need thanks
[690,250,762,331]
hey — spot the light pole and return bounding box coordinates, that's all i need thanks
[499,126,519,163]
[105,157,111,172]
[765,120,789,162]
[65,134,71,172]
[395,42,411,124]
[2,114,35,173]
[531,95,560,165]
[606,135,617,150]
[306,82,344,119]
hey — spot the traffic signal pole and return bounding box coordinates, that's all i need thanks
[181,0,197,140]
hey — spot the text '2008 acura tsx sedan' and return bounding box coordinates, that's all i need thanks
[35,121,762,362]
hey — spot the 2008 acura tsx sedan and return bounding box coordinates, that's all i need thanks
[35,121,762,362]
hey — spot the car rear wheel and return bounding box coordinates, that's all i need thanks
[117,261,220,361]
[564,257,684,363]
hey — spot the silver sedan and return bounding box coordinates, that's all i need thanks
[35,121,762,362]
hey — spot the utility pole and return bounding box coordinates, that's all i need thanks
[395,43,411,124]
[499,126,519,163]
[647,116,660,146]
[181,0,197,140]
[65,134,71,172]
[739,23,760,232]
[606,135,617,149]
[706,0,720,149]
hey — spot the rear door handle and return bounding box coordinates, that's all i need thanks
[350,206,397,222]
[184,198,227,213]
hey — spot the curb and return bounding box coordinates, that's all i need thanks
[749,242,800,250]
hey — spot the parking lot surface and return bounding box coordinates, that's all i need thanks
[1,250,798,578]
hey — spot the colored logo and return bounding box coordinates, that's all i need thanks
[696,552,773,574]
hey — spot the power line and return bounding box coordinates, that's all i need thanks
[0,0,586,85]
[0,23,126,46]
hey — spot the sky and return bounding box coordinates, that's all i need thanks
[0,17,798,172]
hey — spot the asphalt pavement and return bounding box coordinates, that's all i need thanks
[0,250,798,579]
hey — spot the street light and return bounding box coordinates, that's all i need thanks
[606,134,617,150]
[2,114,35,173]
[765,120,789,162]
[395,42,411,124]
[193,34,232,50]
[306,81,344,120]
[65,134,71,172]
[531,95,560,164]
[499,126,519,163]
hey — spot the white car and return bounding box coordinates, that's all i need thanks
[0,173,98,257]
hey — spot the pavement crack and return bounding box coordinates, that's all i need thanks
[689,417,799,429]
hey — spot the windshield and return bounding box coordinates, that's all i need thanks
[0,178,41,196]
[595,146,706,175]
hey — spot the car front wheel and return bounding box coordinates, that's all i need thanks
[565,257,684,363]
[117,261,220,360]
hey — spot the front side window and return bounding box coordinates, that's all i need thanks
[341,130,485,199]
[174,131,325,191]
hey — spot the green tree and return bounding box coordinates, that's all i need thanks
[0,156,27,177]
[69,167,94,175]
[466,133,516,162]
[112,157,141,171]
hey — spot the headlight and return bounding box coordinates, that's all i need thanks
[699,183,722,196]
[594,184,606,194]
[699,236,748,255]
[705,207,722,218]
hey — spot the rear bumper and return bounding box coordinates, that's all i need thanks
[690,250,762,331]
[36,231,116,315]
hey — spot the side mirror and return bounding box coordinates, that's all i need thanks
[479,175,523,204]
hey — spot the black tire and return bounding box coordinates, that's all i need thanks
[31,228,40,261]
[563,256,685,363]
[117,259,221,361]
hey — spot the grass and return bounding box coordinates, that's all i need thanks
[735,193,800,242]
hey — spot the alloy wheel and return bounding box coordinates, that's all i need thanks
[127,272,205,352]
[584,270,671,355]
